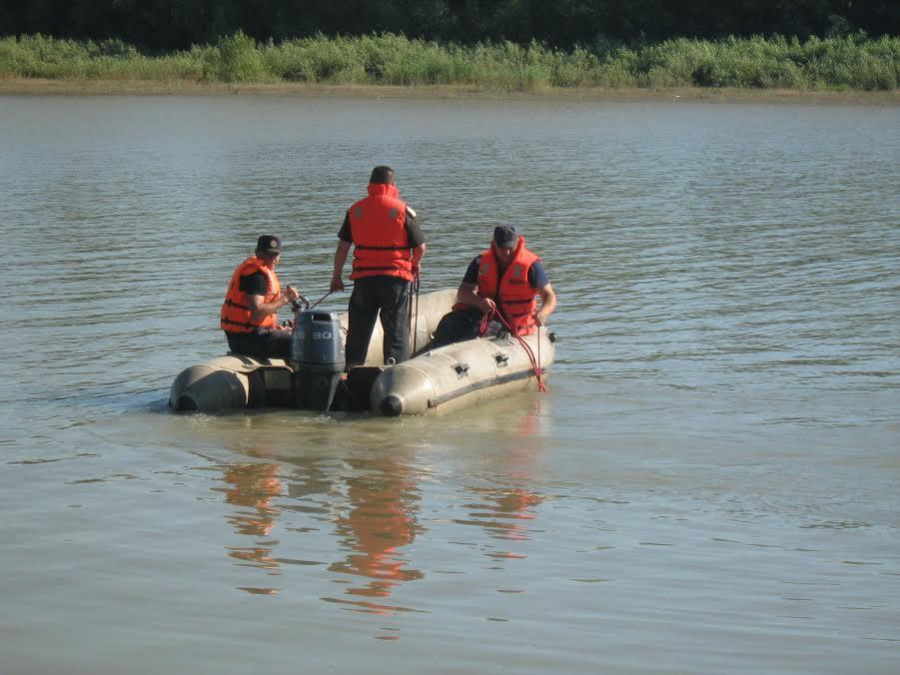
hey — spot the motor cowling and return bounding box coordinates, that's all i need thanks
[290,310,345,412]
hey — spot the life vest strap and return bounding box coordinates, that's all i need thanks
[223,298,251,311]
[353,264,410,272]
[221,318,258,331]
[355,244,412,251]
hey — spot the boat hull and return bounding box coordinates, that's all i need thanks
[168,355,293,412]
[370,328,554,416]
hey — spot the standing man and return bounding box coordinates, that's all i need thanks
[424,225,556,350]
[221,235,300,360]
[330,166,426,368]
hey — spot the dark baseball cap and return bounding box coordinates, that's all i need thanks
[256,235,282,255]
[493,225,518,249]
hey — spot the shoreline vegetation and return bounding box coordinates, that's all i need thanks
[1,33,897,101]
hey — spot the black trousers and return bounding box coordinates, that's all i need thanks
[345,276,410,367]
[225,328,293,361]
[420,307,504,352]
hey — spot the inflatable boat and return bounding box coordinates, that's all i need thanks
[169,289,555,416]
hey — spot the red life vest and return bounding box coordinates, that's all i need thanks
[348,183,414,282]
[220,256,282,333]
[457,236,541,336]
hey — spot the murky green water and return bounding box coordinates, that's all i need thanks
[1,94,898,673]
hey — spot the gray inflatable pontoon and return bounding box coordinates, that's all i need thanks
[169,289,555,416]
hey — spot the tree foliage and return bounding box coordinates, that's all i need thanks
[0,1,897,51]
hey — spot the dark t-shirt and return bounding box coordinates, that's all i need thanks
[238,271,268,296]
[338,207,425,247]
[462,255,549,288]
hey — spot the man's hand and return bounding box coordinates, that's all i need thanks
[535,283,556,327]
[479,298,497,314]
[284,285,300,303]
[412,260,422,276]
[330,274,344,293]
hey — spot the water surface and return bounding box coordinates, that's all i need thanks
[1,94,898,674]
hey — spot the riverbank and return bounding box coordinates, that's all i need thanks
[2,77,896,105]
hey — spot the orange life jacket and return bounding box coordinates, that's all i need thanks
[220,256,282,333]
[455,236,540,336]
[348,183,414,282]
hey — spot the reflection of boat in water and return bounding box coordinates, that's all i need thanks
[169,289,555,417]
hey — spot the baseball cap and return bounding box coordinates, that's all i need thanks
[256,235,282,255]
[493,225,518,249]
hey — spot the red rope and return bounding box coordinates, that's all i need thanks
[479,309,493,337]
[481,307,546,392]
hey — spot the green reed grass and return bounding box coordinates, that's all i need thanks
[1,32,896,91]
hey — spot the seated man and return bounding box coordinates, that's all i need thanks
[220,235,300,360]
[424,225,556,351]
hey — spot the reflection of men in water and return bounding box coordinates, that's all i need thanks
[329,457,423,600]
[221,235,301,360]
[214,463,283,572]
[468,487,545,543]
[220,462,283,536]
[424,225,557,351]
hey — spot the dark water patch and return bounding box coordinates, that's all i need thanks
[64,473,140,484]
[320,596,428,615]
[237,587,279,595]
[272,558,326,566]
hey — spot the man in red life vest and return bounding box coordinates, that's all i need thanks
[425,225,556,350]
[330,166,427,368]
[220,235,300,360]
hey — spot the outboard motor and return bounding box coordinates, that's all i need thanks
[290,310,345,412]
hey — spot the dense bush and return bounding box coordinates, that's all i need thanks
[210,31,268,82]
[1,32,896,91]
